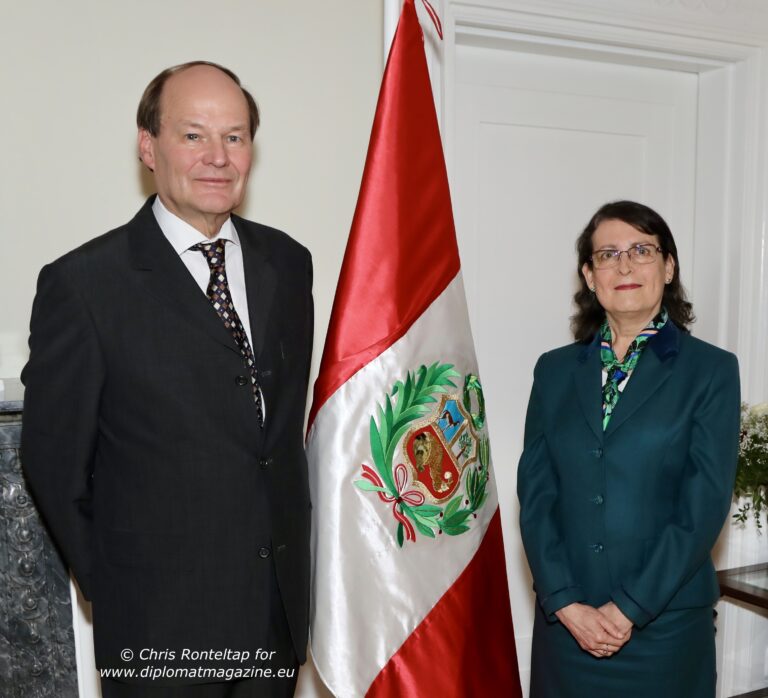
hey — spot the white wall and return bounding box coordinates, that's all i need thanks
[0,0,383,388]
[1,2,382,696]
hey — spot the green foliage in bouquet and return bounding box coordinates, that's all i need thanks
[733,402,768,529]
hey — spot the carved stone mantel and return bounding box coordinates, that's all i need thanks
[0,379,77,697]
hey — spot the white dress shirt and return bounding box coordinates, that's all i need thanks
[152,197,266,419]
[152,196,254,349]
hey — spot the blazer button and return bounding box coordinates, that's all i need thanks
[259,457,273,470]
[591,494,604,505]
[591,448,603,458]
[258,546,271,559]
[235,375,248,386]
[590,543,604,553]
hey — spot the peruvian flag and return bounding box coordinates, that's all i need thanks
[306,1,521,696]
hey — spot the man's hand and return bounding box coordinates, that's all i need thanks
[555,602,631,658]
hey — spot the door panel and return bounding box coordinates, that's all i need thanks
[453,44,698,679]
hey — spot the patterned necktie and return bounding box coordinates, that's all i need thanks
[194,239,264,427]
[599,308,667,431]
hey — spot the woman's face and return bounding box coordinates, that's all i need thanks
[581,218,675,324]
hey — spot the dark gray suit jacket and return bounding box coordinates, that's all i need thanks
[21,196,313,677]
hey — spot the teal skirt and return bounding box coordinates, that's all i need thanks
[530,603,716,698]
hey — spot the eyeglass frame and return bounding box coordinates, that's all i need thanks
[589,243,664,270]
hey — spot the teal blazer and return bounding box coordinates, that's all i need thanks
[517,321,740,628]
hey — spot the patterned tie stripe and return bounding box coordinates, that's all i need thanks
[194,240,264,428]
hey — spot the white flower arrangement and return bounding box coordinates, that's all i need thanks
[733,402,768,528]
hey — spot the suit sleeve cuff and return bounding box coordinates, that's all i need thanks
[540,586,586,620]
[611,588,652,628]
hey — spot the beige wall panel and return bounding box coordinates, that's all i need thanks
[0,0,383,387]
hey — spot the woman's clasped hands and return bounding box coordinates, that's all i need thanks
[555,602,633,659]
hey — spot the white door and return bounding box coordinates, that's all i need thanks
[452,44,699,691]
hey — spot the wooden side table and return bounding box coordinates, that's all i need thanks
[719,563,768,609]
[718,563,768,698]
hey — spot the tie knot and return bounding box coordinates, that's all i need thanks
[193,240,227,269]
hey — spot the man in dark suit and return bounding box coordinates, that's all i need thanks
[21,61,313,697]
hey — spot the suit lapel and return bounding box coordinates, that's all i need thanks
[573,336,604,443]
[236,217,277,360]
[128,199,241,355]
[604,320,681,438]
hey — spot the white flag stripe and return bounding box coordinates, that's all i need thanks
[308,273,500,697]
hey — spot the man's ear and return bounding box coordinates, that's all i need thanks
[138,129,155,172]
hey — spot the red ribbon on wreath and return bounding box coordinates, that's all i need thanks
[361,463,425,541]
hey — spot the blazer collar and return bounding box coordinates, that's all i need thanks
[576,315,681,363]
[574,318,682,440]
[574,341,603,442]
[127,197,241,356]
[647,316,680,360]
[232,214,277,360]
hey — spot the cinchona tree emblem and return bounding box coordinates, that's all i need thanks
[354,362,490,547]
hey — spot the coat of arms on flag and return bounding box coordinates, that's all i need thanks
[355,364,490,546]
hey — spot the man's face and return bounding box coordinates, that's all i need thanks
[138,65,253,235]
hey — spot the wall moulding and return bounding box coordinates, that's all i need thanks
[449,6,754,67]
[445,0,768,44]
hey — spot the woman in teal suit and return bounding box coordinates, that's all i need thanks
[517,201,740,697]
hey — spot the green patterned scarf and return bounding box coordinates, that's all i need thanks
[600,309,668,430]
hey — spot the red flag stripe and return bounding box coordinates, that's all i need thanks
[366,509,521,697]
[307,0,460,430]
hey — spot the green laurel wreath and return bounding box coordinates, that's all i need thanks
[354,362,491,547]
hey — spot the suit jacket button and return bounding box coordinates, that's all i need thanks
[591,494,604,505]
[235,375,248,386]
[259,458,272,469]
[591,543,604,553]
[258,546,271,559]
[591,448,603,458]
